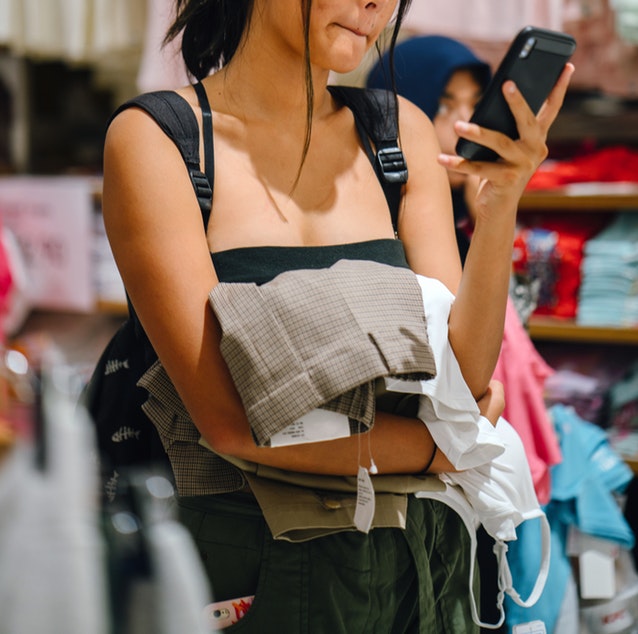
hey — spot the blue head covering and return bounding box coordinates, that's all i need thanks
[366,35,492,119]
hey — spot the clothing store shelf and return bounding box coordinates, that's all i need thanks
[519,185,638,211]
[96,299,128,316]
[625,458,638,475]
[528,316,638,345]
[520,186,638,346]
[0,428,14,463]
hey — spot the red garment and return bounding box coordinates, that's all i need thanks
[526,146,638,191]
[492,298,562,505]
[513,217,608,319]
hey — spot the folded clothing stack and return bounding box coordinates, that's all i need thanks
[577,213,638,327]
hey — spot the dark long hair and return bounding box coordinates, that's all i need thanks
[165,0,413,184]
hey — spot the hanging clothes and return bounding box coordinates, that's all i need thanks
[0,352,212,633]
[402,0,564,42]
[611,0,638,43]
[105,471,212,634]
[91,0,146,59]
[16,0,66,59]
[403,0,638,99]
[137,0,190,92]
[504,403,635,633]
[0,0,15,48]
[60,0,92,62]
[0,362,110,634]
[563,0,638,97]
[492,297,562,505]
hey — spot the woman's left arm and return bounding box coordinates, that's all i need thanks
[400,64,574,398]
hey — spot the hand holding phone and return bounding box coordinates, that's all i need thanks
[455,26,576,162]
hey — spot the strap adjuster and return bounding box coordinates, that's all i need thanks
[376,146,408,184]
[189,168,213,210]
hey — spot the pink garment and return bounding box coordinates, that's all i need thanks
[0,223,12,337]
[492,298,562,505]
[137,0,190,92]
[563,0,638,98]
[402,0,564,41]
[403,0,638,98]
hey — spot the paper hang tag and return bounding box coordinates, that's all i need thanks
[354,466,375,534]
[513,620,547,634]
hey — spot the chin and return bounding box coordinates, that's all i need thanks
[330,61,363,74]
[320,39,369,74]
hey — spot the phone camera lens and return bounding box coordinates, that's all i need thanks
[519,37,536,58]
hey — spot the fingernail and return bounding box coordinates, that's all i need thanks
[504,81,516,94]
[456,121,470,132]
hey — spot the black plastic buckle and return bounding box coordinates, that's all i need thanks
[376,146,408,184]
[189,169,213,211]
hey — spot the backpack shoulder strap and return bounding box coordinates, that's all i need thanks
[109,90,213,227]
[328,85,408,232]
[193,82,215,217]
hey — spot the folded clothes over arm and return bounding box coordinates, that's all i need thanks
[209,259,437,446]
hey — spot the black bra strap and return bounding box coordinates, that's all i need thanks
[193,82,215,228]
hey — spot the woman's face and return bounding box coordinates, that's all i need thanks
[253,0,399,75]
[433,69,483,188]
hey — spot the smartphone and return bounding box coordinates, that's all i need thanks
[203,595,255,630]
[455,26,576,162]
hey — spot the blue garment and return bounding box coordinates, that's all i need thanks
[504,514,572,633]
[366,35,491,120]
[549,404,634,547]
[505,404,635,633]
[578,213,638,326]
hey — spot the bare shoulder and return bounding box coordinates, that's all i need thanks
[102,95,204,245]
[395,95,441,159]
[105,103,179,163]
[103,95,196,192]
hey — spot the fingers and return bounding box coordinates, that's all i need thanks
[439,62,575,174]
[503,62,575,143]
[476,380,505,427]
[537,63,576,132]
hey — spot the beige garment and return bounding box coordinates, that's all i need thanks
[209,259,436,446]
[138,360,247,497]
[140,259,436,498]
[203,441,444,542]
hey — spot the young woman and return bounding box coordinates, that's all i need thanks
[101,1,573,631]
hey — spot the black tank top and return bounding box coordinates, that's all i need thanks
[211,238,410,285]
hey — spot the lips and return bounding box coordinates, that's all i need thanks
[339,23,371,37]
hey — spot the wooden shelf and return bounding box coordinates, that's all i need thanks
[519,186,638,346]
[519,184,638,211]
[96,299,128,317]
[625,457,638,475]
[528,316,638,345]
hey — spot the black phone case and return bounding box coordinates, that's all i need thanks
[455,26,576,162]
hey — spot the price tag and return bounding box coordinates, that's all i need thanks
[270,409,350,447]
[354,466,375,534]
[513,621,547,634]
